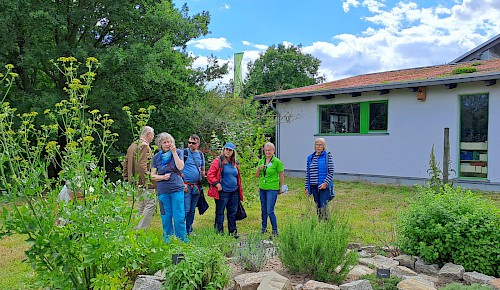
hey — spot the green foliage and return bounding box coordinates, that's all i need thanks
[361,274,402,290]
[0,58,167,289]
[189,227,236,257]
[163,242,230,290]
[440,283,494,290]
[398,185,500,276]
[451,67,477,74]
[244,43,325,96]
[276,210,358,284]
[234,232,269,271]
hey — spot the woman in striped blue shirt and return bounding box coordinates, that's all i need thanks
[305,138,335,220]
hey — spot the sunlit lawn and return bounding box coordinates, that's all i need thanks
[1,178,500,288]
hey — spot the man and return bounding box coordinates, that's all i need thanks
[123,126,156,229]
[182,134,206,235]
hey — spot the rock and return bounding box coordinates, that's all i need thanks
[360,246,375,253]
[463,271,495,284]
[359,255,399,269]
[414,259,440,275]
[438,263,465,280]
[397,276,436,290]
[393,255,417,270]
[132,275,163,290]
[358,250,372,258]
[348,243,362,250]
[489,278,500,290]
[235,271,272,290]
[257,271,292,290]
[346,265,375,281]
[303,280,340,290]
[390,266,417,278]
[339,279,372,290]
[153,269,166,280]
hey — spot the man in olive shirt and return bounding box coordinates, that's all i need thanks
[123,126,156,229]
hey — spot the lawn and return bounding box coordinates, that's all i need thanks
[1,178,499,288]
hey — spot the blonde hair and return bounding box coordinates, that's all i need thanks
[263,142,275,150]
[155,132,175,148]
[314,138,328,151]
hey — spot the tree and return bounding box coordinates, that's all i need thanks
[0,0,228,173]
[243,44,325,96]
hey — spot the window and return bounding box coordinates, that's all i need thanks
[319,101,388,134]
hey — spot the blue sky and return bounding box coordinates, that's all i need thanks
[173,0,500,87]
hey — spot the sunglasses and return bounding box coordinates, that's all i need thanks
[188,141,197,145]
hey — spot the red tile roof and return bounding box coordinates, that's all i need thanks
[256,58,500,99]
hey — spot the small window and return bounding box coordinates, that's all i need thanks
[319,101,388,134]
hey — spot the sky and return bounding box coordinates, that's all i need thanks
[173,0,500,88]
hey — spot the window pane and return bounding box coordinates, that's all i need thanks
[369,102,388,131]
[320,104,360,133]
[461,94,488,142]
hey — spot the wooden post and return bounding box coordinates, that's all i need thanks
[443,128,450,184]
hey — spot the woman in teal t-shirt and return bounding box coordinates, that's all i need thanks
[255,142,285,236]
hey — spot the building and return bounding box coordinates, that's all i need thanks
[254,34,500,191]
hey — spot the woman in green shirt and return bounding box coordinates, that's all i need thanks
[255,142,285,236]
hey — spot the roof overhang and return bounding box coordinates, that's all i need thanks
[254,72,500,102]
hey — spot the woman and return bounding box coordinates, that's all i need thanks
[305,138,335,220]
[255,142,285,236]
[151,132,188,243]
[207,142,244,238]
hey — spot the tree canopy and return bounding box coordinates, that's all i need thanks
[243,44,325,96]
[0,0,229,164]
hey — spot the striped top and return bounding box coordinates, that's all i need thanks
[305,151,334,189]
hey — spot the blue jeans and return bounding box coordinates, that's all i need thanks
[259,189,278,232]
[214,191,239,234]
[184,184,201,234]
[310,185,330,209]
[158,191,188,243]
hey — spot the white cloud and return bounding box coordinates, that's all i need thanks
[223,3,230,10]
[242,40,269,51]
[187,38,231,51]
[307,0,500,81]
[342,0,360,12]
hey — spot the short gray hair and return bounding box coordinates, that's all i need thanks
[141,126,154,137]
[155,132,175,148]
[314,138,328,151]
[263,142,275,150]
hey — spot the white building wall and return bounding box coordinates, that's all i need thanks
[276,81,500,187]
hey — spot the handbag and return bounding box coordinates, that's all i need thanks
[196,191,209,215]
[235,200,247,221]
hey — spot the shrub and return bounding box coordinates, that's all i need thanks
[398,185,500,276]
[361,274,402,290]
[163,242,230,290]
[276,210,358,284]
[234,232,270,271]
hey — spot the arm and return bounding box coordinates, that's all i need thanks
[137,144,151,186]
[279,171,285,191]
[304,156,310,195]
[151,167,170,181]
[172,148,184,171]
[206,158,222,191]
[255,160,264,178]
[321,152,335,189]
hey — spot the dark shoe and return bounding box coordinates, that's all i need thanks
[230,231,239,239]
[260,228,267,234]
[271,230,278,237]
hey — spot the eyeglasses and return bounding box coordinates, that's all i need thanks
[188,141,197,145]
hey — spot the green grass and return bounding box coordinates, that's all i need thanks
[1,178,499,288]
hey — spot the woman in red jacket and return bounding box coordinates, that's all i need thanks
[206,142,244,238]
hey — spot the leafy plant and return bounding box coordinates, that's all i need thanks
[361,274,402,290]
[163,241,230,290]
[0,58,164,289]
[398,185,500,276]
[276,209,358,284]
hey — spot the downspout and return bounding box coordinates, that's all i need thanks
[269,101,280,158]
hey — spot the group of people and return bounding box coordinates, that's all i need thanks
[123,126,335,243]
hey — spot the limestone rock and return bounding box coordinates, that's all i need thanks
[235,271,272,290]
[346,265,375,281]
[132,275,163,290]
[463,271,495,284]
[489,278,500,290]
[302,280,340,290]
[397,276,436,290]
[414,259,440,275]
[393,255,417,270]
[359,255,399,269]
[438,263,465,280]
[390,266,417,278]
[257,271,292,290]
[339,279,372,290]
